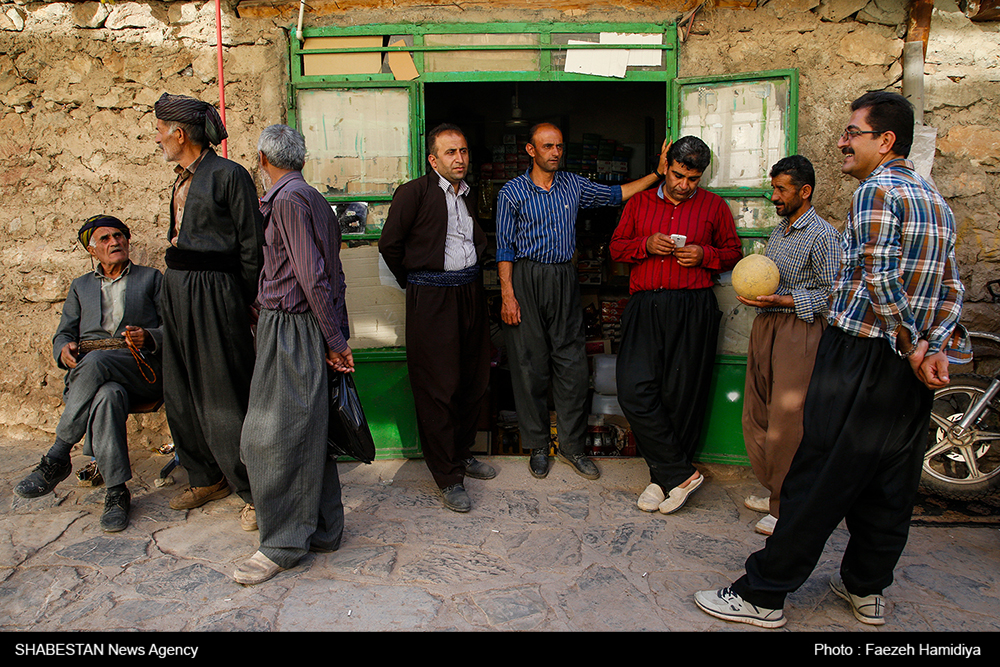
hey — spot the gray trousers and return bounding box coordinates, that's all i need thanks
[502,260,589,456]
[161,268,254,501]
[241,309,344,569]
[56,349,162,488]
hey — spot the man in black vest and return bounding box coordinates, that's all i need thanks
[153,93,265,529]
[379,123,494,513]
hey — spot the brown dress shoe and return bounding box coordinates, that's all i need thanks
[169,478,231,510]
[239,503,257,531]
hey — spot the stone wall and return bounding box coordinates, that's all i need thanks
[0,1,289,445]
[0,0,997,445]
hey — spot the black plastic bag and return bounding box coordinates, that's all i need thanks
[328,370,376,464]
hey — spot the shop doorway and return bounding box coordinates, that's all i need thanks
[424,80,667,190]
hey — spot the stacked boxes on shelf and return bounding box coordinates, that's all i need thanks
[565,142,583,174]
[483,134,529,182]
[577,258,603,285]
[581,133,600,177]
[600,297,628,346]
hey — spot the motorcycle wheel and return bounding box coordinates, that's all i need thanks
[921,374,1000,500]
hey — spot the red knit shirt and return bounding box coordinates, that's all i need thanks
[610,186,742,294]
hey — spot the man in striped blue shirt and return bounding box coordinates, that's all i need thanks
[496,122,667,480]
[697,91,970,629]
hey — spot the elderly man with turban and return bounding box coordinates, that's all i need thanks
[15,216,163,533]
[153,93,265,528]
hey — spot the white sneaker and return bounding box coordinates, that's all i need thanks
[694,587,786,628]
[637,483,665,512]
[830,573,886,625]
[744,494,770,513]
[754,514,777,536]
[658,473,703,514]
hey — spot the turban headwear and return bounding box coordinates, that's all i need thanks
[154,93,229,146]
[78,215,130,250]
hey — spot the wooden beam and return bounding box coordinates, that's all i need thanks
[963,0,1000,21]
[906,0,935,58]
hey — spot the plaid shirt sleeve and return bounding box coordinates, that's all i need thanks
[856,182,920,352]
[929,250,970,361]
[791,225,840,323]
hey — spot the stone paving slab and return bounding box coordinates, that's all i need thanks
[1,436,999,651]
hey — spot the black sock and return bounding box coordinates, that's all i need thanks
[45,438,74,463]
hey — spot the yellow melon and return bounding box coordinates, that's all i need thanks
[732,254,780,300]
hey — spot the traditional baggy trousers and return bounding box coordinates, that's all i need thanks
[503,260,590,457]
[161,268,254,502]
[616,288,721,491]
[240,309,344,568]
[56,349,162,488]
[742,311,826,518]
[405,279,490,489]
[732,326,933,609]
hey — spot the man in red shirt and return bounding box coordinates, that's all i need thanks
[610,136,742,515]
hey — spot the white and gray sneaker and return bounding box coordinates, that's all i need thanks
[754,514,777,536]
[829,573,886,625]
[694,587,786,628]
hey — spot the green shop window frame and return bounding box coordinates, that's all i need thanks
[286,24,798,464]
[286,22,680,236]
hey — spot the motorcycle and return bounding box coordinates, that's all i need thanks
[921,280,1000,500]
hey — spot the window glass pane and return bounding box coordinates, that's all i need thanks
[341,244,406,349]
[298,88,410,197]
[678,79,790,189]
[333,202,391,235]
[423,33,540,72]
[727,197,780,231]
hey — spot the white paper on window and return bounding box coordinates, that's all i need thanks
[678,80,789,190]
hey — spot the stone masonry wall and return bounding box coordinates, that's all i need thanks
[0,0,997,446]
[0,1,288,446]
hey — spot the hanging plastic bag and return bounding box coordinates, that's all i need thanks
[328,370,376,464]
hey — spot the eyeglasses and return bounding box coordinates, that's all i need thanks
[841,129,883,141]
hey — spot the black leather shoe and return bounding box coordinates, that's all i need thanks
[14,455,73,499]
[558,451,600,480]
[463,457,497,480]
[100,487,131,533]
[441,484,471,513]
[529,449,549,479]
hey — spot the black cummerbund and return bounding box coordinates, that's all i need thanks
[165,246,242,274]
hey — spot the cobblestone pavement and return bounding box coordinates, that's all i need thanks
[1,436,998,642]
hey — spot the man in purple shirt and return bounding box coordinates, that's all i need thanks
[234,124,352,585]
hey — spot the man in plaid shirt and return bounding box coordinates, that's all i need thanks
[738,155,840,538]
[696,91,970,629]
